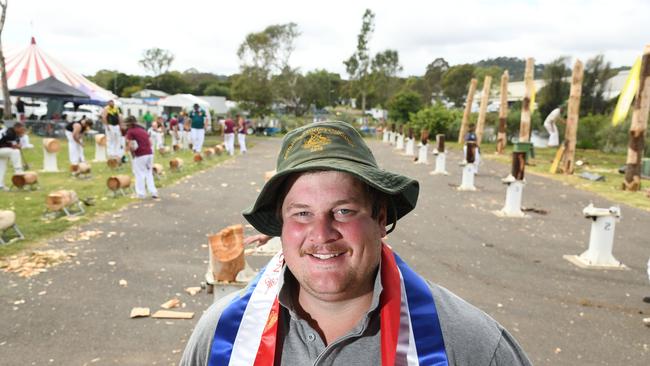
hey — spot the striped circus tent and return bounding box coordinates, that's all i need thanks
[2,37,116,104]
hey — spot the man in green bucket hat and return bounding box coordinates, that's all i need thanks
[181,121,531,365]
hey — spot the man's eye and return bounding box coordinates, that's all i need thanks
[294,211,310,217]
[336,209,353,215]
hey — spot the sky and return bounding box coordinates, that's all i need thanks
[3,0,649,78]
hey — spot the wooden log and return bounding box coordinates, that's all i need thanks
[193,153,203,163]
[43,138,61,153]
[512,151,526,181]
[172,144,181,152]
[169,158,184,171]
[107,158,121,169]
[436,134,445,153]
[420,129,430,145]
[70,164,79,173]
[209,224,245,282]
[203,148,215,158]
[466,142,477,163]
[561,59,584,175]
[475,75,492,146]
[94,134,106,146]
[496,71,509,154]
[11,171,38,188]
[623,44,650,191]
[158,146,171,155]
[458,78,478,144]
[46,190,79,212]
[77,162,91,174]
[0,210,16,231]
[152,163,164,176]
[214,145,224,155]
[106,175,132,191]
[519,58,535,142]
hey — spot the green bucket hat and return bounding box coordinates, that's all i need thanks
[242,121,419,237]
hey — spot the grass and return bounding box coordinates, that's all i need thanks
[471,142,650,211]
[0,133,237,258]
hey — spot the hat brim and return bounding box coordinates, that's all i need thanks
[242,157,419,237]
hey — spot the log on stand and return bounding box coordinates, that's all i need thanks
[209,225,245,283]
[458,78,478,144]
[152,163,164,177]
[203,148,215,159]
[518,58,535,143]
[11,171,39,190]
[71,162,92,179]
[193,153,203,163]
[623,44,650,191]
[45,190,84,217]
[106,175,132,197]
[496,71,509,154]
[0,210,25,245]
[42,138,60,172]
[158,146,171,156]
[94,134,107,162]
[169,158,184,172]
[107,158,122,170]
[561,59,584,174]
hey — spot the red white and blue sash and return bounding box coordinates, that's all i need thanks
[209,244,449,365]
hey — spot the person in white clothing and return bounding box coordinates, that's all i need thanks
[222,117,236,156]
[147,121,164,150]
[125,116,158,199]
[189,103,208,153]
[101,100,124,159]
[543,106,564,147]
[0,123,25,190]
[236,114,247,154]
[64,119,92,164]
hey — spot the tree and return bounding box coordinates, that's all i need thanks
[0,0,10,119]
[423,58,449,102]
[344,9,375,112]
[302,69,342,109]
[272,66,308,115]
[204,82,230,98]
[473,65,503,89]
[410,102,462,137]
[138,48,175,77]
[537,56,570,118]
[441,64,475,107]
[581,54,617,115]
[153,71,190,94]
[235,23,300,116]
[369,49,402,107]
[387,90,423,122]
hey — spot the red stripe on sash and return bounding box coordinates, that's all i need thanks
[379,244,402,366]
[253,297,280,365]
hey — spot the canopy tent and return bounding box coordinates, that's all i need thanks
[157,94,210,109]
[2,37,117,104]
[10,76,90,101]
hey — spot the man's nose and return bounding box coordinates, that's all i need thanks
[309,214,341,244]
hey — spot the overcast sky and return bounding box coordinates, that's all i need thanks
[4,0,648,78]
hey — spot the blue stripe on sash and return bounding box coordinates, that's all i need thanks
[208,267,265,366]
[393,252,449,366]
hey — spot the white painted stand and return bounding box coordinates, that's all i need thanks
[42,147,59,172]
[94,143,107,162]
[382,130,390,143]
[457,163,476,191]
[430,151,449,175]
[564,205,626,269]
[405,138,415,156]
[396,134,404,150]
[389,132,396,146]
[494,176,526,217]
[416,144,428,164]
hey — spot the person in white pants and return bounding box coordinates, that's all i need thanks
[64,119,92,164]
[125,116,158,199]
[147,121,164,150]
[101,100,124,158]
[237,115,247,154]
[0,123,25,190]
[189,103,208,153]
[543,106,564,147]
[222,117,236,156]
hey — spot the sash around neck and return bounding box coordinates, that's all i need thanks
[208,243,449,366]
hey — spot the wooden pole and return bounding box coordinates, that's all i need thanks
[623,45,650,191]
[497,71,509,154]
[436,134,445,153]
[519,58,535,142]
[561,59,584,174]
[458,78,478,143]
[512,151,526,180]
[475,75,492,146]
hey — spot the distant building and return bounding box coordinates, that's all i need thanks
[131,89,169,101]
[198,96,228,116]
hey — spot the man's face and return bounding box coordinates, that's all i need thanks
[281,171,386,302]
[15,126,26,137]
[108,101,114,107]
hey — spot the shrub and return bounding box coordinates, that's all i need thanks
[409,102,462,139]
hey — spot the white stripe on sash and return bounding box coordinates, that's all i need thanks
[396,265,421,365]
[228,252,284,366]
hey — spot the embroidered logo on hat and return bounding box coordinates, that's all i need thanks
[283,126,355,159]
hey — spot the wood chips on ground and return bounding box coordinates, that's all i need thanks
[0,249,77,277]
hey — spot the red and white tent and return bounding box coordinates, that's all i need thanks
[2,37,117,104]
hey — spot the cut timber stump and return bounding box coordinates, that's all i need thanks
[561,59,584,175]
[209,224,245,282]
[214,145,224,155]
[107,158,121,170]
[476,75,492,145]
[203,148,215,159]
[11,171,38,190]
[518,58,535,142]
[152,163,164,177]
[496,71,509,154]
[458,78,478,143]
[0,210,16,231]
[107,175,132,191]
[193,153,203,163]
[158,146,171,156]
[45,190,83,217]
[169,158,184,171]
[43,138,61,153]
